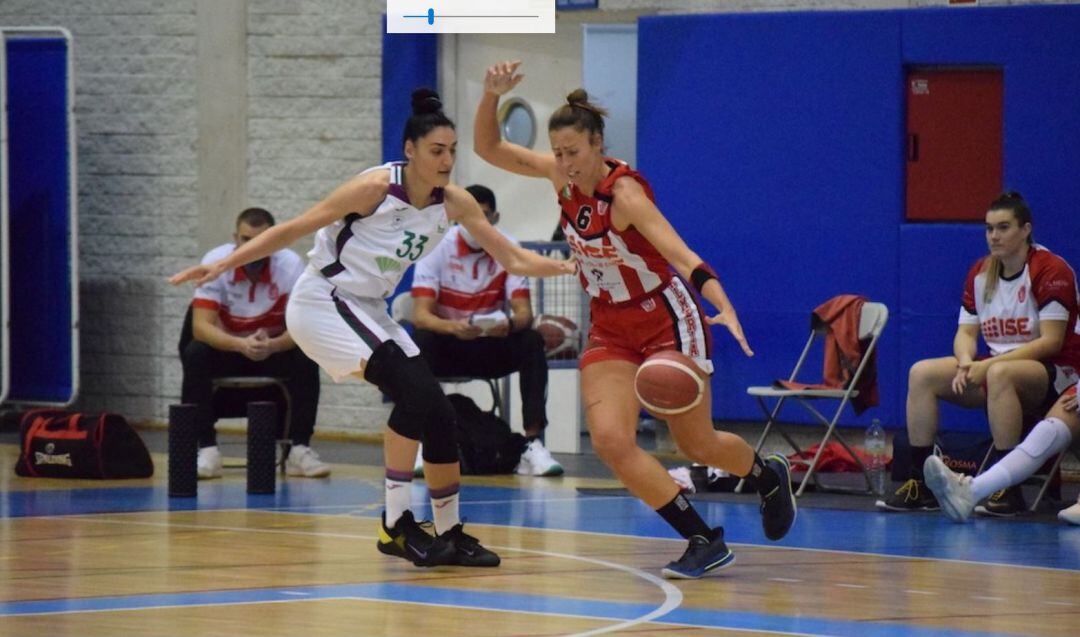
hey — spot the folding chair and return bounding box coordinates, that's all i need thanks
[389,293,505,418]
[740,300,889,497]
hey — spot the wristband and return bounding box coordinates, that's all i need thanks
[690,262,718,294]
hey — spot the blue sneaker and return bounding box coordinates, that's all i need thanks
[760,453,797,541]
[661,527,735,579]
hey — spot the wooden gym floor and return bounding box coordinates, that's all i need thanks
[0,439,1077,637]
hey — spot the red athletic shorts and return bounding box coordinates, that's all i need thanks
[580,277,714,374]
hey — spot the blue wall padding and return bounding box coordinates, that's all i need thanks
[381,23,437,165]
[6,37,74,403]
[638,6,1080,431]
[381,20,436,296]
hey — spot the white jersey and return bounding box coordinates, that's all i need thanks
[959,243,1080,367]
[307,162,450,299]
[193,243,304,337]
[411,225,530,321]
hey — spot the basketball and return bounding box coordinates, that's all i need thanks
[534,314,580,359]
[634,351,706,416]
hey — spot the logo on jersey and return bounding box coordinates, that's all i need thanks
[641,298,656,312]
[268,284,280,301]
[391,215,404,230]
[1018,285,1027,303]
[597,201,609,216]
[375,256,404,274]
[437,220,448,234]
[982,317,1032,339]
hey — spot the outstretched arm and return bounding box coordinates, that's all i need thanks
[611,177,753,357]
[474,60,560,182]
[445,185,574,278]
[169,171,389,287]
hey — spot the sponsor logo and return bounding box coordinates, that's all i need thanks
[669,286,701,356]
[375,256,403,274]
[566,235,625,264]
[407,543,429,560]
[641,298,656,312]
[268,283,280,301]
[35,443,74,467]
[981,316,1032,339]
[597,201,609,216]
[391,215,404,230]
[1018,285,1027,303]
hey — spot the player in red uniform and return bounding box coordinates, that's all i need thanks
[880,192,1080,516]
[475,60,796,579]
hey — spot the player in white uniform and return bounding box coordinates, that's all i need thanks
[172,89,573,568]
[880,192,1080,515]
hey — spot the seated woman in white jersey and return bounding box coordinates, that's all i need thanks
[171,89,574,569]
[880,192,1080,516]
[474,61,796,580]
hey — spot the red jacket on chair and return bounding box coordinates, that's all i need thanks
[777,294,879,414]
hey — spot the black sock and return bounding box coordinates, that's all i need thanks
[911,445,933,482]
[745,454,780,497]
[656,493,712,539]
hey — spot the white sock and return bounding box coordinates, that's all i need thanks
[384,477,413,528]
[431,487,460,534]
[971,417,1072,502]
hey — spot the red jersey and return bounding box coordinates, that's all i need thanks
[558,158,673,304]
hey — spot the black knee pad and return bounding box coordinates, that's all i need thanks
[368,342,458,461]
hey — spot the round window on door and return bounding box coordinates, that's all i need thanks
[497,97,537,148]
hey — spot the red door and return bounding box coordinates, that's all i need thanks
[906,69,1003,221]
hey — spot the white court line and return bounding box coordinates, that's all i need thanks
[905,589,935,596]
[970,595,1005,602]
[66,515,682,636]
[1042,600,1075,607]
[41,499,1080,575]
[835,583,867,589]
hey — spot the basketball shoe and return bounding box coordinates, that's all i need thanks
[923,455,975,522]
[516,438,564,476]
[759,453,797,540]
[661,527,735,579]
[876,478,939,511]
[377,511,455,567]
[439,522,501,567]
[975,485,1026,517]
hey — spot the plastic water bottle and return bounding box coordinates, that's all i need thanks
[865,418,887,496]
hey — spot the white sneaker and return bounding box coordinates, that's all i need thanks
[197,445,223,480]
[1059,500,1080,525]
[924,455,974,522]
[285,445,331,478]
[516,439,564,476]
[414,444,424,477]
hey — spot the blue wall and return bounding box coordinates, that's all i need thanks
[638,6,1080,432]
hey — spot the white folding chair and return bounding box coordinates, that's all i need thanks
[740,300,889,496]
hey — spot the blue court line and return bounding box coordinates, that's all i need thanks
[0,582,1027,637]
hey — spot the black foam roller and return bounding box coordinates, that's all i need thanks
[168,404,198,497]
[247,401,277,494]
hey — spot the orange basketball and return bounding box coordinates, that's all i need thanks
[634,351,706,416]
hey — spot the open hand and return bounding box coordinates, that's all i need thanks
[169,260,227,287]
[706,309,754,357]
[484,60,524,96]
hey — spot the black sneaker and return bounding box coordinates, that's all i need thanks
[440,522,501,567]
[875,479,940,511]
[661,527,735,579]
[975,485,1027,517]
[760,454,797,541]
[377,511,456,567]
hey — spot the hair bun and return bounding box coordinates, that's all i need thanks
[411,88,443,115]
[566,88,589,106]
[1004,190,1025,201]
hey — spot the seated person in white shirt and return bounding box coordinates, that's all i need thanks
[410,185,563,476]
[180,207,328,479]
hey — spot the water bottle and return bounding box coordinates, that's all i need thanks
[865,418,887,496]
